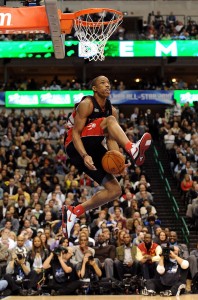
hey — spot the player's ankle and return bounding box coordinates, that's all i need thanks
[73,204,85,217]
[125,141,133,153]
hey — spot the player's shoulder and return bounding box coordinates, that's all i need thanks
[78,96,93,107]
[76,96,94,115]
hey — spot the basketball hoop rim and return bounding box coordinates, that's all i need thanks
[73,8,123,27]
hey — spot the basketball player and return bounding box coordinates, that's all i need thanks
[63,75,151,238]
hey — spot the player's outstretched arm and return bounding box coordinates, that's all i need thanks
[72,98,96,170]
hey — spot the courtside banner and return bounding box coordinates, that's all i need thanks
[5,91,93,108]
[5,90,173,107]
[110,90,174,105]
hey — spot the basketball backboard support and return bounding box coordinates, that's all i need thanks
[44,0,65,59]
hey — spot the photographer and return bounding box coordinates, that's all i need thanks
[142,245,189,296]
[76,250,102,281]
[42,246,81,295]
[4,249,39,295]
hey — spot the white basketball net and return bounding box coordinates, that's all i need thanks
[74,10,123,61]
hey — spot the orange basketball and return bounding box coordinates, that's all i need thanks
[102,150,125,175]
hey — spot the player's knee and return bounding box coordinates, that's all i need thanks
[112,184,122,198]
[106,115,117,126]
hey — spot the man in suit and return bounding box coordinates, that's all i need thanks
[2,178,18,196]
[15,196,27,227]
[0,193,10,221]
[114,232,142,281]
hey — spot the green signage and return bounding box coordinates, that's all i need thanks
[174,90,198,106]
[0,40,198,58]
[5,90,93,107]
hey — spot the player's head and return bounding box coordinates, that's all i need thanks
[91,76,110,90]
[91,76,111,97]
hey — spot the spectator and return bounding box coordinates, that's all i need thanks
[164,129,175,150]
[113,206,127,229]
[145,216,160,239]
[5,239,39,295]
[76,249,102,282]
[114,232,142,281]
[72,234,95,266]
[140,199,157,220]
[133,231,145,246]
[42,246,81,295]
[142,246,189,296]
[138,233,162,279]
[0,192,10,220]
[166,12,176,27]
[153,230,168,246]
[74,226,95,247]
[0,210,19,234]
[94,232,116,278]
[180,174,194,199]
[0,228,16,250]
[27,235,49,282]
[108,199,123,215]
[0,241,10,277]
[2,178,18,196]
[135,184,154,207]
[168,231,189,259]
[46,184,65,205]
[49,81,61,91]
[16,150,31,171]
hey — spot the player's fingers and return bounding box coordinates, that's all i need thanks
[85,161,97,170]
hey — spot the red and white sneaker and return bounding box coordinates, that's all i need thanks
[127,133,152,166]
[62,205,76,238]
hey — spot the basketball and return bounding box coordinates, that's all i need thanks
[102,150,125,175]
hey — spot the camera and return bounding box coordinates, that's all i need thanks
[53,246,68,256]
[162,245,174,258]
[88,256,94,262]
[16,253,24,260]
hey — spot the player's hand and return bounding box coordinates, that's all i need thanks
[84,155,97,170]
[114,162,131,177]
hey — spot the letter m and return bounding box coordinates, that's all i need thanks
[0,13,12,26]
[155,41,177,57]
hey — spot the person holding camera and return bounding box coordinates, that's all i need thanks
[76,249,102,293]
[4,247,40,295]
[142,245,189,296]
[42,246,81,295]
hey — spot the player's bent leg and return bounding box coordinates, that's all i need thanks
[104,116,152,166]
[63,177,121,238]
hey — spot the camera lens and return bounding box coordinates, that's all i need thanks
[17,254,23,260]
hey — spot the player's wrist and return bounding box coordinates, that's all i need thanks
[82,153,88,159]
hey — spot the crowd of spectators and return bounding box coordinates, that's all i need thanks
[0,99,197,296]
[154,99,198,293]
[157,100,198,231]
[0,76,197,92]
[0,9,198,41]
[140,11,198,41]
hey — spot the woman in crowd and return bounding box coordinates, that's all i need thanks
[27,236,49,279]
